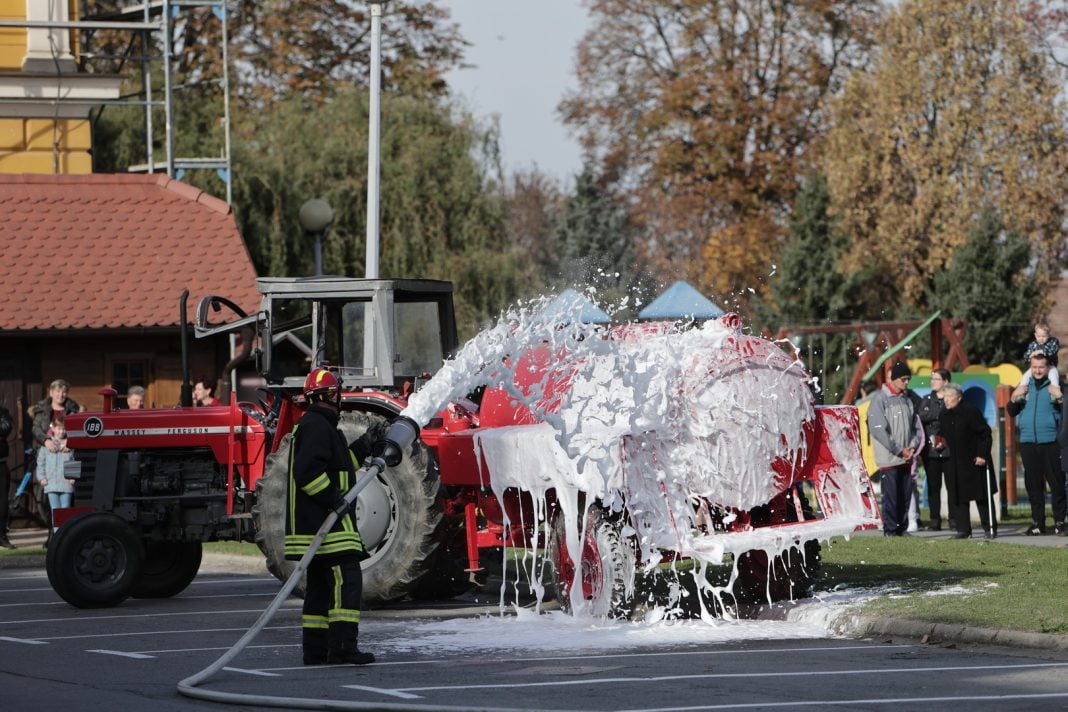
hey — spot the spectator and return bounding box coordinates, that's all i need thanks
[126,386,145,410]
[866,361,922,536]
[193,377,222,407]
[0,404,14,549]
[1013,322,1061,402]
[31,379,83,453]
[1058,392,1068,533]
[855,380,878,405]
[1007,352,1065,536]
[939,383,996,539]
[36,415,74,529]
[918,368,953,531]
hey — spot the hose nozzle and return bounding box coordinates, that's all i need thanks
[373,415,420,467]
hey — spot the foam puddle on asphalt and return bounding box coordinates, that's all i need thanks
[378,605,838,654]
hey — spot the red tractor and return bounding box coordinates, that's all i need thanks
[50,277,879,615]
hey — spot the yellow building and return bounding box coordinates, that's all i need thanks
[0,0,121,173]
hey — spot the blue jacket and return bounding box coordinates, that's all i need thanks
[1008,377,1061,444]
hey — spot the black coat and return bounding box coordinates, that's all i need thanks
[284,404,368,561]
[939,400,995,505]
[1058,395,1068,471]
[917,392,948,460]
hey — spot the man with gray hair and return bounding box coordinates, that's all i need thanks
[866,361,922,536]
[126,386,145,409]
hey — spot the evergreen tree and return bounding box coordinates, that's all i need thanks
[765,173,890,403]
[553,164,642,316]
[771,174,888,326]
[930,210,1042,367]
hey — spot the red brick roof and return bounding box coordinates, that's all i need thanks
[0,174,260,332]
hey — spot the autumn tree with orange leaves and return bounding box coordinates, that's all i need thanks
[561,0,879,302]
[823,0,1068,312]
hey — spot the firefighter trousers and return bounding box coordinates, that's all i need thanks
[302,554,363,660]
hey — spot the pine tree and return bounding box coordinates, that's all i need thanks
[931,210,1042,367]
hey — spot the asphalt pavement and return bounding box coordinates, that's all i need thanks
[4,522,1066,657]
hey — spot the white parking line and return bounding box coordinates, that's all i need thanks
[0,592,283,608]
[344,685,421,699]
[135,643,300,654]
[0,606,301,626]
[88,649,155,659]
[354,661,1068,696]
[623,691,1068,710]
[223,667,282,677]
[254,643,912,673]
[0,635,47,644]
[29,625,295,641]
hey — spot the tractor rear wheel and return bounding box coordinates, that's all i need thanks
[547,506,637,619]
[131,541,203,599]
[252,411,444,604]
[46,512,145,609]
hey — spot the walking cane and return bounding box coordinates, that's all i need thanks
[984,460,997,538]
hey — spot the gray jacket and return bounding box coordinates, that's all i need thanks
[866,385,921,469]
[36,445,74,494]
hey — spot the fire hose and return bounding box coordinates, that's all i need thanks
[177,417,541,712]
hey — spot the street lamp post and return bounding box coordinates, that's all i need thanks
[365,0,385,280]
[299,198,334,276]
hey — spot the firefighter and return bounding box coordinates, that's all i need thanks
[286,368,374,665]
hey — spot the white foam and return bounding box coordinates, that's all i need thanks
[400,292,867,618]
[380,606,836,654]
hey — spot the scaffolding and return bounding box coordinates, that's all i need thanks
[0,0,233,203]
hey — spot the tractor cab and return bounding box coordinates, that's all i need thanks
[196,277,459,396]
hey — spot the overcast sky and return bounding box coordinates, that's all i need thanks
[444,1,591,182]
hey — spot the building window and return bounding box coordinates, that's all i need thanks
[111,359,149,407]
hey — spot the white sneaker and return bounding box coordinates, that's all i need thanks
[906,520,919,533]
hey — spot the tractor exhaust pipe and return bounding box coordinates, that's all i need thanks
[179,290,193,408]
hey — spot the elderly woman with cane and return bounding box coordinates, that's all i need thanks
[939,383,997,539]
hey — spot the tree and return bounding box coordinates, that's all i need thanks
[552,164,641,309]
[764,173,889,402]
[931,210,1043,366]
[86,0,466,183]
[501,168,563,278]
[769,173,887,327]
[824,0,1068,311]
[232,89,536,337]
[230,0,466,105]
[560,0,879,302]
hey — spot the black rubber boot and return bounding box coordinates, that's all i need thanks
[327,649,375,665]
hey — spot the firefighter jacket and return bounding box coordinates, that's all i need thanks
[284,404,368,561]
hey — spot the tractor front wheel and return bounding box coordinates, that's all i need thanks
[547,506,637,619]
[131,541,203,599]
[46,512,145,609]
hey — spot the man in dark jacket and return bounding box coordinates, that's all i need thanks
[917,368,952,530]
[286,368,374,665]
[1007,353,1064,535]
[939,384,996,539]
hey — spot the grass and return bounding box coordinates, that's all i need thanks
[819,534,1068,635]
[203,541,263,557]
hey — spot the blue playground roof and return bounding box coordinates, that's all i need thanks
[638,281,725,320]
[540,288,612,325]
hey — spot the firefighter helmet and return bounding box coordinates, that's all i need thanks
[303,368,341,402]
